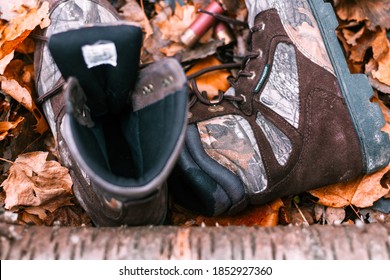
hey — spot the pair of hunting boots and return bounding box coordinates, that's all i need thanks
[34,0,390,226]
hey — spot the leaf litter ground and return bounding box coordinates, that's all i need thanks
[0,0,389,227]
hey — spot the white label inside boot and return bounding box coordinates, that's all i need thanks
[81,41,117,68]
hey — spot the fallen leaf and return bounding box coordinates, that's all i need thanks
[372,46,390,86]
[0,1,50,59]
[0,0,41,21]
[289,205,315,225]
[365,58,390,94]
[1,78,48,134]
[15,37,35,54]
[43,204,92,226]
[0,51,14,75]
[1,151,73,219]
[0,116,24,141]
[314,203,326,223]
[342,25,365,46]
[335,0,390,30]
[325,207,345,225]
[360,208,390,224]
[155,3,196,43]
[195,198,284,226]
[4,59,35,93]
[159,42,185,57]
[349,28,378,63]
[309,164,390,208]
[119,0,153,40]
[371,93,390,135]
[18,211,43,225]
[186,56,231,100]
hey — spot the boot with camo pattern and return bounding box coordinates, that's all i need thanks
[170,0,390,216]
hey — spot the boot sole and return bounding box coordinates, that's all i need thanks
[309,0,390,173]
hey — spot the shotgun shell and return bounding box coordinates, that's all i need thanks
[213,21,235,45]
[180,1,224,48]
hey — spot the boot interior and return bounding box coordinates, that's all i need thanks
[67,86,187,187]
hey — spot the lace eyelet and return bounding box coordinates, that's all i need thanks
[257,49,263,58]
[259,22,265,30]
[240,94,247,103]
[248,71,256,80]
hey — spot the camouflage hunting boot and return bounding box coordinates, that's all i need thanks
[170,0,390,216]
[34,0,188,226]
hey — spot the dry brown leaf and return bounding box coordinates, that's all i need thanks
[335,0,390,30]
[0,116,24,141]
[155,3,197,43]
[19,211,43,225]
[371,93,390,136]
[289,205,315,225]
[1,151,73,217]
[365,58,390,94]
[0,1,50,60]
[342,25,365,46]
[15,37,35,54]
[0,0,41,21]
[1,78,48,134]
[372,46,390,86]
[43,205,92,226]
[186,56,231,100]
[349,28,378,63]
[309,164,390,208]
[159,42,185,57]
[325,207,346,225]
[195,198,284,226]
[0,51,14,75]
[4,59,35,93]
[119,0,153,40]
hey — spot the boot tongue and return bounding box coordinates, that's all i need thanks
[48,24,142,117]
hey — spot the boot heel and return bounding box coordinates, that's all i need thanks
[309,0,390,173]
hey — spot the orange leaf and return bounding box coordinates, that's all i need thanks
[0,1,50,59]
[372,48,390,86]
[1,78,48,134]
[0,51,14,75]
[186,56,231,100]
[195,198,284,226]
[371,93,390,135]
[335,0,390,30]
[15,37,35,54]
[0,116,24,141]
[309,164,390,208]
[4,59,35,93]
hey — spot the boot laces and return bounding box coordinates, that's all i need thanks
[187,12,261,107]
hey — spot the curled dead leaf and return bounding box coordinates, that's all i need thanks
[1,151,73,219]
[0,51,14,75]
[0,0,50,59]
[1,78,48,134]
[335,0,390,30]
[4,59,35,93]
[0,116,24,141]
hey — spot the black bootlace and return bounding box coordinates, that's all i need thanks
[187,11,260,107]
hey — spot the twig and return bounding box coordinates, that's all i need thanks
[293,200,309,226]
[0,157,14,164]
[349,204,364,222]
